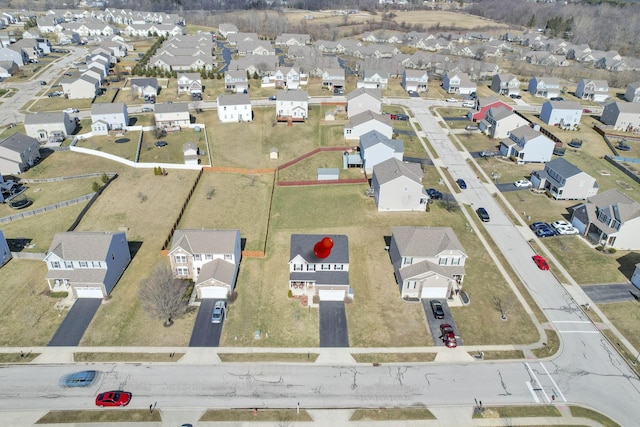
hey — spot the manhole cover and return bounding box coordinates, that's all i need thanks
[115,138,130,144]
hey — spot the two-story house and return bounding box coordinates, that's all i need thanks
[570,189,640,250]
[24,112,76,143]
[442,71,476,95]
[216,93,252,123]
[575,79,609,103]
[90,102,129,135]
[359,130,404,174]
[479,106,528,139]
[600,101,640,132]
[321,68,345,92]
[539,101,583,129]
[176,72,202,95]
[371,158,427,212]
[288,234,352,303]
[44,231,131,298]
[0,133,40,174]
[344,111,393,140]
[491,73,520,96]
[154,103,190,129]
[346,87,382,118]
[168,229,242,299]
[530,157,598,200]
[527,76,561,99]
[389,226,467,300]
[224,70,249,93]
[357,69,388,90]
[61,75,100,100]
[624,82,640,103]
[276,90,308,122]
[468,97,512,122]
[130,77,159,102]
[273,66,301,90]
[401,69,428,93]
[499,125,555,164]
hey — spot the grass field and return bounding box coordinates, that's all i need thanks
[75,131,141,161]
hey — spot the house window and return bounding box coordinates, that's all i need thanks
[306,264,316,271]
[175,255,187,263]
[321,264,331,270]
[194,254,201,261]
[64,261,73,268]
[224,254,232,261]
[79,261,88,268]
[406,281,416,289]
[293,264,303,271]
[205,254,213,260]
[403,257,413,265]
[451,257,461,266]
[92,261,101,268]
[51,261,60,269]
[334,264,343,270]
[439,258,448,265]
[176,267,188,276]
[346,129,351,135]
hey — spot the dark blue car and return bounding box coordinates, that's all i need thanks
[456,179,467,189]
[61,370,98,387]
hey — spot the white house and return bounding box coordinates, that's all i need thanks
[0,133,40,174]
[499,125,555,164]
[224,70,249,93]
[273,67,302,90]
[479,106,528,139]
[177,73,202,95]
[359,130,404,174]
[539,101,583,129]
[90,102,129,135]
[24,112,76,143]
[216,93,252,123]
[61,75,100,99]
[357,69,388,90]
[168,229,242,299]
[389,226,467,300]
[154,103,190,129]
[130,77,159,101]
[276,90,308,121]
[371,157,427,212]
[527,76,561,99]
[346,87,382,118]
[321,68,345,91]
[530,157,598,200]
[570,189,640,250]
[0,230,11,268]
[624,82,640,103]
[344,111,393,140]
[288,234,352,303]
[600,101,640,132]
[401,69,428,93]
[44,231,131,298]
[442,71,476,95]
[575,79,609,103]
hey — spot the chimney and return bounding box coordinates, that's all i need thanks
[313,236,334,259]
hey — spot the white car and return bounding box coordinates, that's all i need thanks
[551,220,571,229]
[514,179,532,188]
[462,102,475,108]
[556,225,579,235]
[64,108,79,114]
[445,98,458,103]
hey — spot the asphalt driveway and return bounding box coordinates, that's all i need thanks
[48,298,102,346]
[422,299,463,347]
[582,283,640,304]
[319,301,349,347]
[189,299,223,347]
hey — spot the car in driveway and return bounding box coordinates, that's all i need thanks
[476,207,490,222]
[532,255,549,270]
[445,97,458,103]
[510,94,522,99]
[551,220,579,235]
[211,300,227,323]
[456,179,467,189]
[61,370,98,387]
[268,95,277,101]
[536,226,557,238]
[514,179,532,188]
[141,107,154,112]
[439,324,457,348]
[95,390,132,407]
[430,300,445,319]
[529,221,548,231]
[550,96,564,101]
[155,141,168,147]
[425,188,443,200]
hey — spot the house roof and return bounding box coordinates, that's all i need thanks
[196,258,236,286]
[91,102,125,115]
[349,110,392,127]
[373,157,422,185]
[588,189,640,223]
[0,133,38,152]
[547,100,582,110]
[277,90,308,102]
[487,106,513,121]
[155,102,189,114]
[610,101,640,113]
[391,226,467,257]
[217,93,251,106]
[360,130,404,153]
[397,259,465,282]
[545,157,584,178]
[130,77,158,88]
[510,125,542,141]
[346,87,382,102]
[290,234,348,264]
[47,231,126,261]
[170,229,240,255]
[45,267,108,285]
[24,111,66,125]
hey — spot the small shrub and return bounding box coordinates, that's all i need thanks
[91,181,100,192]
[228,290,238,303]
[607,248,616,254]
[288,289,293,298]
[595,245,604,252]
[101,173,109,183]
[49,291,69,299]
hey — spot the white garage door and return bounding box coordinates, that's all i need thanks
[199,286,228,299]
[74,287,104,298]
[319,289,346,301]
[421,287,448,299]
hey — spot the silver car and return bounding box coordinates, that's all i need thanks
[211,301,227,324]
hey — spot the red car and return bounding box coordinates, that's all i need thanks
[439,324,457,348]
[532,255,549,270]
[95,390,132,407]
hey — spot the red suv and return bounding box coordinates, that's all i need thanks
[439,324,457,348]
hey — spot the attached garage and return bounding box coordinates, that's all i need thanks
[319,289,346,301]
[420,286,448,299]
[74,286,104,299]
[198,286,228,299]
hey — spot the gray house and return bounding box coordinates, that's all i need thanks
[539,101,583,129]
[224,70,249,93]
[24,112,76,143]
[491,73,520,96]
[530,158,598,200]
[44,231,131,298]
[624,82,640,103]
[0,229,11,268]
[91,102,129,135]
[389,226,467,300]
[359,130,404,174]
[346,87,382,118]
[600,101,640,132]
[130,77,159,101]
[0,133,40,174]
[288,234,352,303]
[371,157,427,212]
[527,76,561,99]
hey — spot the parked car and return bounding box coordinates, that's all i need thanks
[462,102,475,108]
[141,107,154,112]
[268,95,277,101]
[396,114,409,121]
[95,390,132,407]
[211,300,227,324]
[430,300,445,319]
[476,207,490,222]
[465,125,478,131]
[439,324,457,348]
[155,141,168,147]
[426,188,443,200]
[479,150,495,157]
[582,108,592,113]
[551,220,571,229]
[556,225,579,235]
[510,94,522,99]
[532,255,549,270]
[63,108,79,114]
[61,370,98,387]
[550,96,564,101]
[39,80,47,85]
[536,226,557,238]
[456,179,467,189]
[514,179,532,188]
[445,98,458,103]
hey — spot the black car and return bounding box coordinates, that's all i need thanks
[425,188,443,200]
[430,300,445,319]
[39,80,47,85]
[550,96,564,101]
[510,94,522,99]
[456,179,467,189]
[476,207,490,222]
[155,141,168,147]
[396,114,409,121]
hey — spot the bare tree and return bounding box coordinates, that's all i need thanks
[439,195,459,212]
[138,264,189,326]
[493,296,514,320]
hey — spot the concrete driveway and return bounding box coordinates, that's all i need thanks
[582,283,640,303]
[422,299,463,347]
[319,301,349,347]
[48,299,102,346]
[189,299,223,347]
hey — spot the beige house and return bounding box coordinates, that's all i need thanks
[154,103,190,129]
[480,106,528,139]
[600,101,640,132]
[346,87,382,118]
[344,111,393,140]
[389,226,467,300]
[530,158,598,200]
[24,112,76,143]
[0,133,40,174]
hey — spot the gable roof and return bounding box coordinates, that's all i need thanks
[170,229,240,255]
[360,130,403,153]
[487,106,514,121]
[217,93,251,106]
[277,90,308,102]
[545,157,584,178]
[155,102,189,114]
[391,226,466,257]
[197,258,236,286]
[91,102,125,115]
[290,234,349,264]
[349,110,392,127]
[47,231,125,260]
[24,111,66,125]
[0,133,38,152]
[130,77,158,88]
[347,87,382,102]
[587,189,640,223]
[373,157,422,185]
[547,100,582,110]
